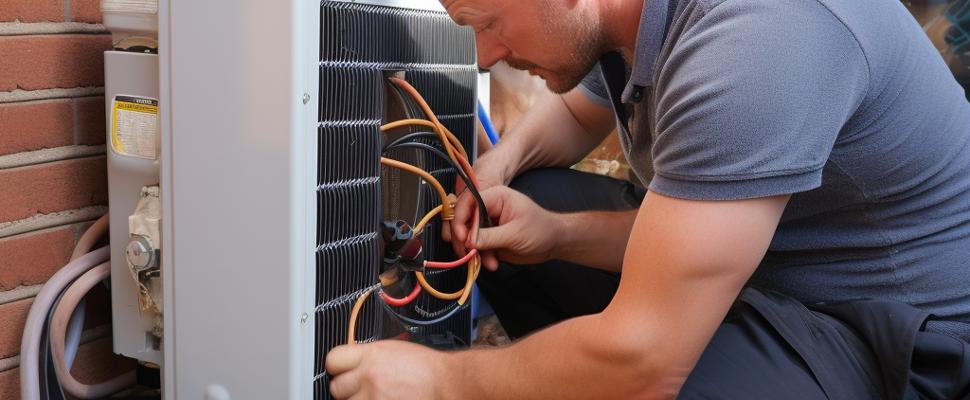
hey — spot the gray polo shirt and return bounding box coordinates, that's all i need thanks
[581,0,970,340]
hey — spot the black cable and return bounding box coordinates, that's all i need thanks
[41,289,69,400]
[378,292,463,326]
[382,142,490,228]
[382,131,439,152]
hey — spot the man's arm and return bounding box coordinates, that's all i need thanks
[447,192,789,398]
[446,87,618,259]
[325,191,788,399]
[551,210,638,272]
[466,189,638,271]
[488,88,617,183]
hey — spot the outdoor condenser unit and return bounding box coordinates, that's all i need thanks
[104,0,481,398]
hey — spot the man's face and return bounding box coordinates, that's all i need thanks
[442,0,605,93]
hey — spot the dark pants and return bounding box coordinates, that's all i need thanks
[477,168,970,400]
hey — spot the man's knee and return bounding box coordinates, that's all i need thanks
[507,168,571,211]
[508,167,642,213]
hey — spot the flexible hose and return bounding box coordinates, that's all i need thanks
[20,246,109,400]
[51,263,135,398]
[63,298,85,370]
[477,100,500,145]
[63,214,108,372]
[70,215,109,260]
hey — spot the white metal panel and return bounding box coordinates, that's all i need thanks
[105,51,163,365]
[160,0,318,397]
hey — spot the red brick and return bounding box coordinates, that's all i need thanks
[0,225,76,291]
[0,0,63,23]
[0,156,108,224]
[70,0,103,23]
[0,367,20,400]
[71,336,137,384]
[0,99,75,156]
[0,299,31,360]
[74,96,106,146]
[0,35,111,92]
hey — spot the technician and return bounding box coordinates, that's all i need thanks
[327,0,970,398]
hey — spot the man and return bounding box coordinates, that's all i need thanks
[327,0,970,398]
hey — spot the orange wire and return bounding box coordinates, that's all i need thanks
[347,288,374,345]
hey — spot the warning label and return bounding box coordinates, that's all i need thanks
[111,95,158,160]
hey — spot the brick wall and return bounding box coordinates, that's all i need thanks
[0,1,135,398]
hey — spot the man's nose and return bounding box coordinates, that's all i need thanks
[475,33,510,69]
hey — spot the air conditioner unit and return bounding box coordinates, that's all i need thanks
[103,0,482,398]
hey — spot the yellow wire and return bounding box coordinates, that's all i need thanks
[347,287,374,345]
[415,271,462,301]
[458,255,480,305]
[440,124,469,161]
[389,78,467,162]
[380,157,454,220]
[414,205,443,235]
[416,252,480,303]
[380,118,437,133]
[380,117,470,162]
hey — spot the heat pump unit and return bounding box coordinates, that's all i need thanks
[104,0,481,398]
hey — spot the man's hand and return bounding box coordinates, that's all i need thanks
[461,186,562,271]
[441,147,515,260]
[326,341,456,400]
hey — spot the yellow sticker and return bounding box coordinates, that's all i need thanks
[111,95,158,159]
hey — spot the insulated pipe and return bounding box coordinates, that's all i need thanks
[51,262,136,398]
[20,246,110,400]
[64,214,108,369]
[71,214,109,260]
[64,298,85,369]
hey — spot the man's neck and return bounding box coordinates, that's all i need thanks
[598,0,645,61]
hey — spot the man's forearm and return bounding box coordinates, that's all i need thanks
[487,90,615,184]
[441,313,674,400]
[551,209,638,272]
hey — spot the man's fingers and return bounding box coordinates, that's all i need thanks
[325,345,364,375]
[329,370,361,400]
[471,224,515,251]
[451,192,479,243]
[482,250,500,271]
[441,221,452,242]
[451,238,468,258]
[478,186,511,221]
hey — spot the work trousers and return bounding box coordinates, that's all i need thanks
[476,168,970,399]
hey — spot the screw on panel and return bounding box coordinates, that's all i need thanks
[300,313,308,325]
[302,93,311,104]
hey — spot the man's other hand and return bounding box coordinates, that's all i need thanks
[326,341,455,400]
[462,185,561,271]
[441,148,513,258]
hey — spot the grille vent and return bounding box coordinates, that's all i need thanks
[315,2,478,398]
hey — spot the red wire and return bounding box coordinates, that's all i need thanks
[425,249,478,269]
[380,282,421,307]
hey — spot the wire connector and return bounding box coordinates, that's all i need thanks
[442,193,458,221]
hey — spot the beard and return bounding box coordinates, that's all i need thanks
[515,3,604,94]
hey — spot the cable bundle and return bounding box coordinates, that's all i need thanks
[346,78,487,344]
[20,215,138,400]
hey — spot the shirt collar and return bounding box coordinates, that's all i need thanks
[621,0,678,103]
